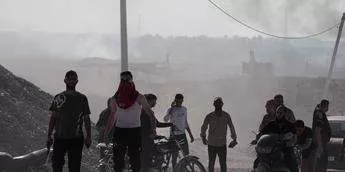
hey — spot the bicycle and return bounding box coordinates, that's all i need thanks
[96,134,206,172]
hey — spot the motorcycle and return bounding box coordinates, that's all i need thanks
[253,133,301,172]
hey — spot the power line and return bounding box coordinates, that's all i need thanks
[208,0,340,39]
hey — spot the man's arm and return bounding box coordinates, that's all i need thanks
[46,111,56,150]
[227,114,237,140]
[163,108,172,122]
[200,115,209,145]
[259,115,269,133]
[47,112,56,139]
[156,117,173,128]
[185,111,194,142]
[84,114,92,148]
[314,111,323,149]
[83,97,92,148]
[104,98,117,138]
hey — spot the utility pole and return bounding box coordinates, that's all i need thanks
[120,0,128,72]
[324,13,345,98]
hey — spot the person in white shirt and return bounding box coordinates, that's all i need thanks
[164,94,194,169]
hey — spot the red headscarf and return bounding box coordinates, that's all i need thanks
[114,80,139,109]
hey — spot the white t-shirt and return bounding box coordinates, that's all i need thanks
[164,106,188,135]
[115,101,142,128]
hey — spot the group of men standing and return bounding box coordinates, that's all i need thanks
[256,94,331,172]
[95,71,238,172]
[46,70,331,172]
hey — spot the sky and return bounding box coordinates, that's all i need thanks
[0,0,345,37]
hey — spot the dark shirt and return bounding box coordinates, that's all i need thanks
[49,91,90,139]
[259,114,275,133]
[260,118,296,135]
[96,108,113,142]
[296,127,314,158]
[312,108,331,146]
[141,111,172,139]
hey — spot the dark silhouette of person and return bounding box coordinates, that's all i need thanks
[46,70,92,172]
[104,71,156,172]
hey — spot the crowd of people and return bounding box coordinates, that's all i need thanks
[46,70,332,172]
[254,95,331,172]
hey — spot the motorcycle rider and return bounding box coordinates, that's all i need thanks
[257,105,299,172]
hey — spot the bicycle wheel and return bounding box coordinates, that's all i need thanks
[98,155,114,172]
[175,159,206,172]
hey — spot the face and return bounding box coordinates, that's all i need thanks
[266,104,275,115]
[323,105,329,113]
[296,126,305,136]
[175,98,183,106]
[147,99,157,108]
[64,75,78,88]
[275,98,283,106]
[214,100,223,109]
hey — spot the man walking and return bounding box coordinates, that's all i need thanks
[312,99,331,172]
[164,94,195,169]
[200,97,237,172]
[141,94,173,172]
[46,70,92,172]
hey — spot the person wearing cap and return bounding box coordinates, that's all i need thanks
[200,97,237,172]
[104,71,156,172]
[164,93,194,170]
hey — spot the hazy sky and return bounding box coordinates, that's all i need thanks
[0,0,344,37]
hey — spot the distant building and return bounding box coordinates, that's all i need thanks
[242,50,274,77]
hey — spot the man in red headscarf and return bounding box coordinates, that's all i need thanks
[104,71,156,172]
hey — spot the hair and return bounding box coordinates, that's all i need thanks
[120,71,133,79]
[295,120,305,128]
[274,94,283,100]
[107,98,112,108]
[320,99,329,107]
[145,94,157,101]
[65,70,78,78]
[266,99,276,108]
[214,97,223,103]
[175,94,184,99]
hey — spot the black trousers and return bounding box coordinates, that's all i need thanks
[315,149,328,172]
[141,136,154,172]
[171,134,189,168]
[52,137,84,172]
[113,127,141,172]
[283,146,299,172]
[208,145,227,172]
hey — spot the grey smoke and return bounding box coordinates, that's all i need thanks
[216,0,341,37]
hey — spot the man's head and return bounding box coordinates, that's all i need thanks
[144,94,157,108]
[276,106,288,121]
[295,119,305,136]
[274,94,284,106]
[319,99,329,113]
[174,94,184,107]
[213,97,224,111]
[265,99,276,115]
[64,70,78,89]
